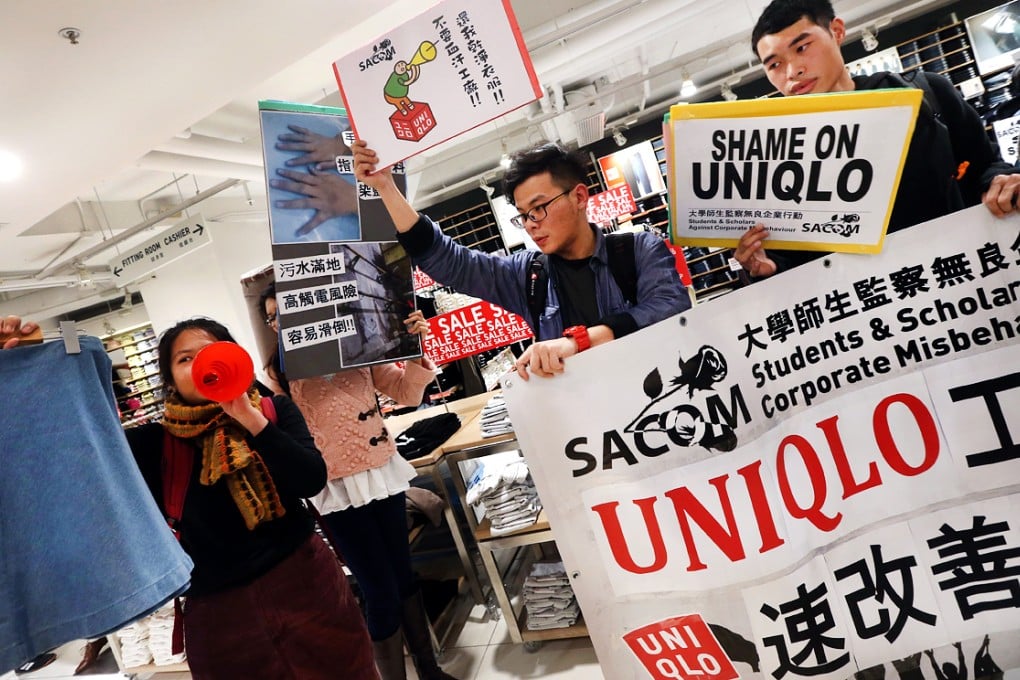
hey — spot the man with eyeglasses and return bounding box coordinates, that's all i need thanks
[352,140,690,380]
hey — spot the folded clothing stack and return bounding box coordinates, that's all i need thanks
[465,456,541,536]
[395,412,461,460]
[523,561,581,630]
[479,393,514,438]
[146,603,186,666]
[115,619,152,668]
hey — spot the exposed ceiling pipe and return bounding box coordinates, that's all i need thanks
[35,179,240,280]
[526,0,647,52]
[155,133,262,166]
[529,0,688,79]
[0,273,115,294]
[137,151,264,183]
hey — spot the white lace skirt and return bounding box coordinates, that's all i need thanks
[309,454,417,514]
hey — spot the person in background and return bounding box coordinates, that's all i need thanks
[126,317,378,680]
[260,286,455,680]
[352,140,690,381]
[734,0,1020,278]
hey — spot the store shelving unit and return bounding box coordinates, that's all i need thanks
[103,323,165,427]
[439,411,588,649]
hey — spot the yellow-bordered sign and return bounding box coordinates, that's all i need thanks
[667,89,922,254]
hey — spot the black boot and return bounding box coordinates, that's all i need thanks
[401,592,458,680]
[372,629,407,680]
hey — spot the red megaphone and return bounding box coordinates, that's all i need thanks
[191,341,255,402]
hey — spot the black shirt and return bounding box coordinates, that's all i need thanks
[550,255,599,327]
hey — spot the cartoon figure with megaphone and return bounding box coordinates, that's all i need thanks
[383,40,435,115]
[383,40,438,142]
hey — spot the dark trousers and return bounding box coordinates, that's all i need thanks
[182,533,378,680]
[322,492,415,640]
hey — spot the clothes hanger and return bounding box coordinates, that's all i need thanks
[0,321,82,354]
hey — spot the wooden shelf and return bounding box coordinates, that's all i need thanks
[475,510,550,543]
[518,609,588,643]
[118,383,163,400]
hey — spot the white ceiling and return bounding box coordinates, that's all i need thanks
[0,0,951,317]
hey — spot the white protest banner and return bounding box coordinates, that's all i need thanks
[668,89,921,254]
[423,300,532,364]
[109,215,210,283]
[993,113,1020,165]
[332,0,541,168]
[502,205,1020,679]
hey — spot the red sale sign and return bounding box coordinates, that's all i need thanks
[412,266,436,291]
[588,184,638,226]
[423,301,533,365]
[623,614,740,680]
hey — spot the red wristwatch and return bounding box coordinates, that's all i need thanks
[563,325,591,352]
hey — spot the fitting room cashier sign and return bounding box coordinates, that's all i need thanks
[668,89,921,255]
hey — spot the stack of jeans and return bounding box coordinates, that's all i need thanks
[523,561,580,630]
[465,456,541,536]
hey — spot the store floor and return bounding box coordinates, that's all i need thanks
[0,601,605,679]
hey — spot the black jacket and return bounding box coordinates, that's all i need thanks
[771,70,1016,272]
[125,394,326,596]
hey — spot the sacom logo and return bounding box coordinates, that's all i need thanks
[624,346,738,452]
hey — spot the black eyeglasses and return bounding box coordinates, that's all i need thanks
[509,190,571,228]
[264,315,277,326]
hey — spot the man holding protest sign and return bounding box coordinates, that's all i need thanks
[735,0,1020,278]
[352,140,690,380]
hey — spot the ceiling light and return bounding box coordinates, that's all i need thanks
[680,72,697,99]
[612,128,628,147]
[0,150,23,182]
[861,28,879,52]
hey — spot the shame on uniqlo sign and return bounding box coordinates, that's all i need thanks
[623,614,740,680]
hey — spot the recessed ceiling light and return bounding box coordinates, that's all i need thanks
[0,150,23,182]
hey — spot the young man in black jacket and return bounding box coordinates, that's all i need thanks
[734,0,1020,277]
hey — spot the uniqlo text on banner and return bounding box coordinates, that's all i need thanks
[502,205,1020,679]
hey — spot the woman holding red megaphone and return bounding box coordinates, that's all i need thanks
[121,317,378,680]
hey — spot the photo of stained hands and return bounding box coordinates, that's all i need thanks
[260,109,361,243]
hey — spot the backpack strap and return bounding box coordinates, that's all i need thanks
[260,395,277,425]
[161,431,193,540]
[525,252,549,330]
[605,231,638,305]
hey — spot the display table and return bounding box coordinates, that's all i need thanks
[437,402,589,647]
[385,390,589,647]
[383,391,497,604]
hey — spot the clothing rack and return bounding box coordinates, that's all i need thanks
[0,321,81,354]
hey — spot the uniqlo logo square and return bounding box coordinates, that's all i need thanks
[623,614,740,680]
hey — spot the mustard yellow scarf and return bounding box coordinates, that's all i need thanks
[162,390,285,530]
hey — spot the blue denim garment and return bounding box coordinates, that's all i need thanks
[0,336,192,673]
